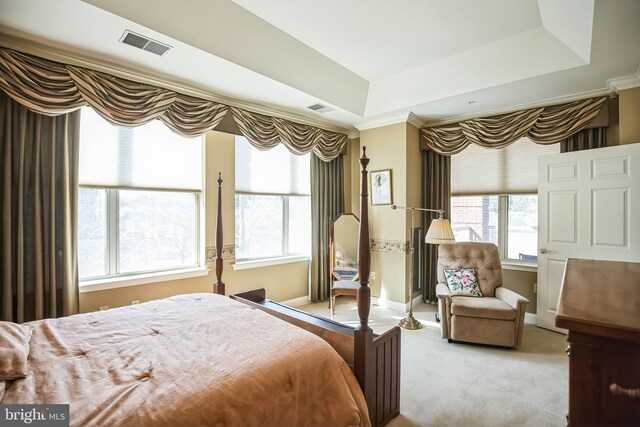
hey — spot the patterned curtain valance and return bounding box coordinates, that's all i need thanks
[231,108,347,161]
[0,48,347,161]
[420,96,607,155]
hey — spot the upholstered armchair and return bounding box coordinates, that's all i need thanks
[436,242,529,348]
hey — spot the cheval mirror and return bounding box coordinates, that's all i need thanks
[329,213,360,314]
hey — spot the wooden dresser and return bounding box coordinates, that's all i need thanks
[556,258,640,426]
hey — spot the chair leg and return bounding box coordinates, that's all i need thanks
[331,296,336,315]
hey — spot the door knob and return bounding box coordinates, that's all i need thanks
[540,248,549,254]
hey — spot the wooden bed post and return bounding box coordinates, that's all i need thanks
[214,172,225,295]
[231,147,400,426]
[355,147,375,421]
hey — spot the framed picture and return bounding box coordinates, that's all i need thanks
[370,169,392,205]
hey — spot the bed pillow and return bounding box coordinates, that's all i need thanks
[443,268,483,297]
[0,322,33,380]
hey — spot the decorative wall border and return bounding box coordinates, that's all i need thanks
[370,239,409,254]
[205,245,236,261]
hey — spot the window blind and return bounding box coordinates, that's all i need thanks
[451,137,558,195]
[235,136,310,195]
[78,107,203,191]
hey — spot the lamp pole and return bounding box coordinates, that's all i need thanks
[391,205,447,330]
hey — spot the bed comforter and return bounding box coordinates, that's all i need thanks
[1,293,370,427]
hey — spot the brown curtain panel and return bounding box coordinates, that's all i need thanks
[1,91,80,322]
[310,153,344,302]
[560,127,607,152]
[420,149,451,303]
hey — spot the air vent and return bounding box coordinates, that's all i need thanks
[119,30,171,56]
[307,103,335,114]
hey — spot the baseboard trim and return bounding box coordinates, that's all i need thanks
[525,312,537,324]
[372,294,423,314]
[280,295,310,308]
[372,297,404,313]
[412,294,424,309]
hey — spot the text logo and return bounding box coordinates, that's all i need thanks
[1,405,69,427]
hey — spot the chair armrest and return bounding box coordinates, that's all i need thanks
[495,287,529,347]
[495,287,529,310]
[436,282,450,299]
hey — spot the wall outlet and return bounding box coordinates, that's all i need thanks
[533,283,537,294]
[371,271,376,280]
[131,300,140,305]
[99,305,109,311]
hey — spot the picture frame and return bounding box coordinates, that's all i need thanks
[370,169,393,205]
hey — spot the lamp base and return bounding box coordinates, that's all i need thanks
[398,313,422,330]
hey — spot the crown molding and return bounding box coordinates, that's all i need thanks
[347,112,421,137]
[406,112,425,129]
[355,111,417,131]
[0,32,356,136]
[420,87,615,128]
[347,129,360,139]
[607,69,640,93]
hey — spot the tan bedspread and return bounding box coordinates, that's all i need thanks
[2,293,370,427]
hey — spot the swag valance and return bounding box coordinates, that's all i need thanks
[0,48,346,161]
[420,96,607,155]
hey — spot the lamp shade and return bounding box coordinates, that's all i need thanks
[425,218,455,244]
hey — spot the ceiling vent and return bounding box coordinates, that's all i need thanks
[119,30,171,56]
[307,103,335,114]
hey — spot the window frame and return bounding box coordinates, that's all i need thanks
[78,186,202,283]
[77,106,206,287]
[234,192,310,263]
[450,193,538,269]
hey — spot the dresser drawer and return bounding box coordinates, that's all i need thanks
[568,331,640,426]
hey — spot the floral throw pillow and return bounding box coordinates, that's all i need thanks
[443,268,483,297]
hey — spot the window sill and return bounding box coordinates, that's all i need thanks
[502,261,537,273]
[79,267,210,293]
[232,255,310,271]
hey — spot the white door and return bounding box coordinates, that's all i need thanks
[537,143,640,332]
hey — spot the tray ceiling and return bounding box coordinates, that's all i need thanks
[0,0,638,133]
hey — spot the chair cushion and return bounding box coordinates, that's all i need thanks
[443,268,483,297]
[333,280,360,290]
[451,296,516,321]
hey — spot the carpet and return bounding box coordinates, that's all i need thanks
[300,299,568,427]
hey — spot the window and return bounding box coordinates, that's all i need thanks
[450,138,557,265]
[450,195,538,262]
[234,136,311,261]
[77,107,203,281]
[506,195,538,260]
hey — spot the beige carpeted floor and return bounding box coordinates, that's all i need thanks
[300,299,569,427]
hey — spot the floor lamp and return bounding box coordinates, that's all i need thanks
[391,205,455,330]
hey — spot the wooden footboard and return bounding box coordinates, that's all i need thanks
[372,328,401,425]
[231,288,401,426]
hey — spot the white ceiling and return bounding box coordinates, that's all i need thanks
[0,0,638,135]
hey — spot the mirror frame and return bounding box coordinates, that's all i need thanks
[330,212,360,281]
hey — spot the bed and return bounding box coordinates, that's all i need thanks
[0,148,400,426]
[1,294,368,426]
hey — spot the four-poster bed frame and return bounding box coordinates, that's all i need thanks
[1,147,398,427]
[216,147,401,426]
